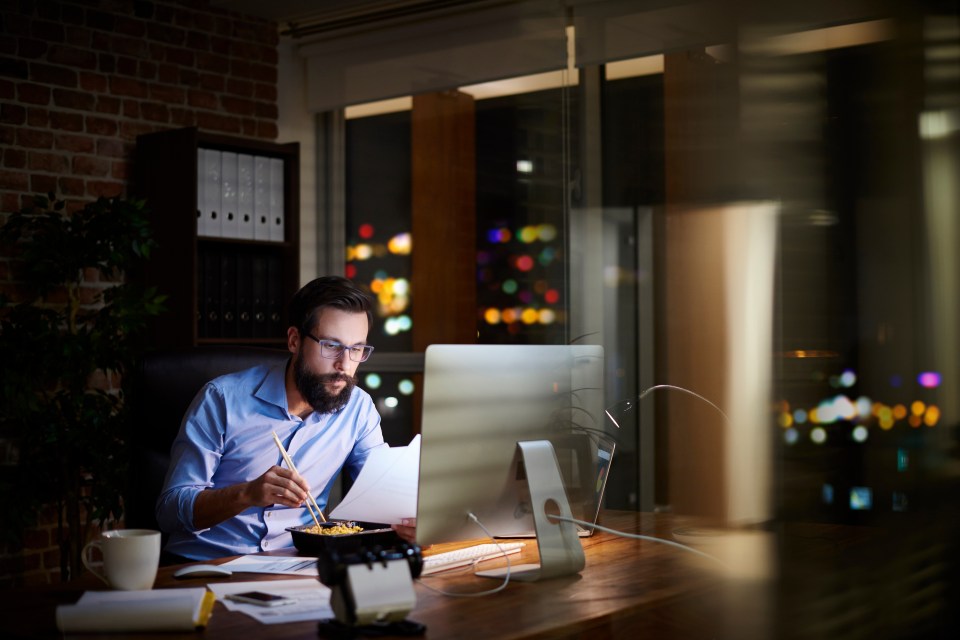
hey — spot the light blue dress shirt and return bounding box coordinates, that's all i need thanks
[155,361,385,560]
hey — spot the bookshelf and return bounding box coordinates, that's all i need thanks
[135,127,300,348]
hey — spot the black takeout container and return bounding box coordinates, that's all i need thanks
[286,521,401,555]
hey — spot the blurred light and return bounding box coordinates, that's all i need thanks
[793,408,808,424]
[892,492,908,512]
[537,309,556,324]
[345,263,357,279]
[516,159,533,173]
[855,396,872,419]
[849,487,873,511]
[889,374,903,387]
[892,404,907,420]
[502,279,518,295]
[521,308,539,324]
[919,110,960,140]
[811,427,827,444]
[537,224,557,242]
[501,308,519,323]
[917,371,941,388]
[852,426,869,443]
[911,401,926,416]
[778,412,793,428]
[544,289,560,304]
[487,227,511,243]
[538,247,556,266]
[398,379,415,395]
[388,232,412,255]
[354,244,373,260]
[518,290,533,303]
[897,448,909,472]
[822,483,834,504]
[364,373,382,389]
[484,308,501,324]
[384,396,399,409]
[515,255,535,271]
[924,405,940,427]
[359,223,375,239]
[396,315,412,331]
[909,415,922,428]
[784,428,799,445]
[519,226,538,243]
[839,370,857,387]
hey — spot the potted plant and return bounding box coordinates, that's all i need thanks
[0,193,166,581]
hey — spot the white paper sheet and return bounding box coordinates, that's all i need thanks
[220,555,318,576]
[207,579,334,624]
[329,435,420,525]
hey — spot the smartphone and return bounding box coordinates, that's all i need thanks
[225,591,296,607]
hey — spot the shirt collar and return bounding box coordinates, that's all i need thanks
[255,359,293,415]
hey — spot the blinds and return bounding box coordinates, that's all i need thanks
[296,0,568,111]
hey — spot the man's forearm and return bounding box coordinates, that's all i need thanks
[192,483,251,530]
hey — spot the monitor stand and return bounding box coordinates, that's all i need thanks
[475,440,586,582]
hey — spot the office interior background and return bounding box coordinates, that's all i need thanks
[1,0,958,636]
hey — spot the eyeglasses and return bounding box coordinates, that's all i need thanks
[304,334,375,362]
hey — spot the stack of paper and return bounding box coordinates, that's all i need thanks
[55,588,214,633]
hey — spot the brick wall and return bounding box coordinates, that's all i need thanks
[0,0,280,586]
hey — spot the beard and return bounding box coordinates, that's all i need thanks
[293,355,358,414]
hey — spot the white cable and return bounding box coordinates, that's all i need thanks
[415,512,513,597]
[638,384,730,423]
[548,514,729,569]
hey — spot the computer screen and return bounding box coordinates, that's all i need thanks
[415,344,611,549]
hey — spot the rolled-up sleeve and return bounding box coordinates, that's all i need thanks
[155,383,227,533]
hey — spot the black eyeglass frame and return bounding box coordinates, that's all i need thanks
[304,334,375,362]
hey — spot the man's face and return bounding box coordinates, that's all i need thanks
[292,308,370,414]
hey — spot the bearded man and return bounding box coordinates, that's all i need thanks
[156,276,410,562]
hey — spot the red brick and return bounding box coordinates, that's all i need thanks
[122,99,139,118]
[17,38,48,59]
[148,22,186,46]
[17,128,53,149]
[0,79,13,99]
[53,88,96,111]
[65,25,92,48]
[58,176,85,196]
[0,125,15,145]
[79,72,108,93]
[0,103,26,125]
[254,83,277,102]
[140,102,169,123]
[179,68,200,87]
[186,31,210,51]
[85,115,118,136]
[28,151,69,173]
[254,102,278,120]
[257,120,278,140]
[199,72,224,92]
[31,20,65,44]
[221,95,256,116]
[116,56,138,77]
[86,9,117,33]
[195,111,241,134]
[158,63,179,84]
[150,84,185,104]
[49,111,83,132]
[86,180,123,199]
[17,82,51,105]
[226,77,253,98]
[95,95,120,115]
[3,148,26,168]
[96,138,126,158]
[111,160,128,180]
[55,133,95,154]
[72,155,110,177]
[169,107,194,126]
[210,35,231,56]
[166,46,195,67]
[98,52,115,74]
[241,118,257,137]
[109,76,148,98]
[114,16,147,38]
[47,45,97,70]
[138,60,157,80]
[118,120,156,141]
[29,63,78,88]
[248,62,276,85]
[30,173,58,194]
[196,51,229,74]
[26,107,49,127]
[185,89,216,110]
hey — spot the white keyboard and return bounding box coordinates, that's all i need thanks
[420,542,525,576]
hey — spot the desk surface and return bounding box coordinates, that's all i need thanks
[3,511,794,639]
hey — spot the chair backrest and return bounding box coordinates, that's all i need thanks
[124,346,289,534]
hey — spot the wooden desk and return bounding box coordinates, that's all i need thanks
[3,511,777,639]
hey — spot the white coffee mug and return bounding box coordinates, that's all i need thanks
[81,529,161,590]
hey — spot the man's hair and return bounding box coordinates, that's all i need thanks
[288,276,374,338]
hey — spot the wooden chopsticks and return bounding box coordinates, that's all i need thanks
[271,431,327,526]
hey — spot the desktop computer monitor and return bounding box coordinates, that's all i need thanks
[415,344,611,562]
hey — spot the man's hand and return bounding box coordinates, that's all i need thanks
[244,465,311,508]
[391,518,417,545]
[193,465,312,529]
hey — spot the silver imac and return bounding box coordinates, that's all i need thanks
[415,344,611,580]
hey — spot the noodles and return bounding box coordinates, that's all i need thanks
[304,522,363,536]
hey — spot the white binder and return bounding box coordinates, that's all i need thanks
[237,154,255,240]
[253,155,271,241]
[202,148,222,238]
[196,149,206,236]
[220,151,239,239]
[268,157,285,242]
